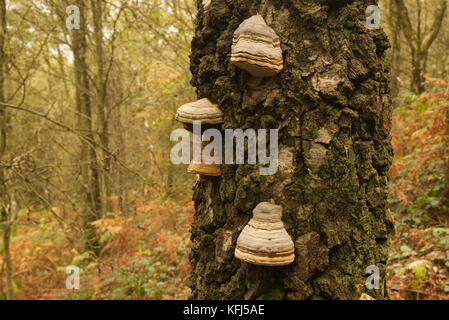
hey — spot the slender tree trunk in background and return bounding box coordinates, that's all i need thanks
[189,0,393,300]
[2,225,12,299]
[389,0,401,97]
[395,0,447,94]
[121,106,130,215]
[166,115,176,197]
[411,54,426,94]
[0,0,13,300]
[443,18,449,81]
[111,68,127,215]
[115,102,128,215]
[44,51,54,98]
[57,45,70,100]
[91,0,112,213]
[72,0,102,253]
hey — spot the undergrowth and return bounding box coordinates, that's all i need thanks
[0,188,193,300]
[388,86,449,300]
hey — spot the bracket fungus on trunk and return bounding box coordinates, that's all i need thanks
[231,15,283,78]
[187,139,222,177]
[175,98,223,177]
[235,202,295,266]
[176,98,223,130]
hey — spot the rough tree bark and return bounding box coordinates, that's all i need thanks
[188,0,394,300]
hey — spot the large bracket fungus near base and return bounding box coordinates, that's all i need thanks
[235,202,295,266]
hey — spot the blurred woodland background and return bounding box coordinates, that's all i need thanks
[0,0,448,300]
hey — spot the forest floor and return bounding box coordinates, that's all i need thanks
[1,189,194,300]
[387,90,449,299]
[1,91,448,300]
[3,188,448,300]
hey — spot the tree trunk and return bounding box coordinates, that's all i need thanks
[394,0,447,95]
[389,0,401,97]
[91,0,112,213]
[188,0,393,300]
[115,97,128,215]
[411,53,426,95]
[0,0,13,300]
[72,0,102,253]
[2,224,12,299]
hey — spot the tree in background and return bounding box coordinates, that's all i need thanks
[394,0,447,94]
[0,0,196,298]
[0,0,13,300]
[386,0,403,97]
[188,0,394,299]
[70,0,103,253]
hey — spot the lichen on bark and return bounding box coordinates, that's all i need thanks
[188,0,393,300]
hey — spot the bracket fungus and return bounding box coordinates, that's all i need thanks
[231,15,283,78]
[235,202,295,266]
[187,140,222,177]
[176,98,223,132]
[175,98,223,177]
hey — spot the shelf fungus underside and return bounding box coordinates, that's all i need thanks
[187,164,221,176]
[187,139,222,176]
[231,15,283,78]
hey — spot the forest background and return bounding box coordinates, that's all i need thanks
[0,0,448,300]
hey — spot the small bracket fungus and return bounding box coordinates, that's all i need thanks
[176,98,223,132]
[231,15,283,78]
[175,98,223,177]
[187,141,221,177]
[235,202,295,266]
